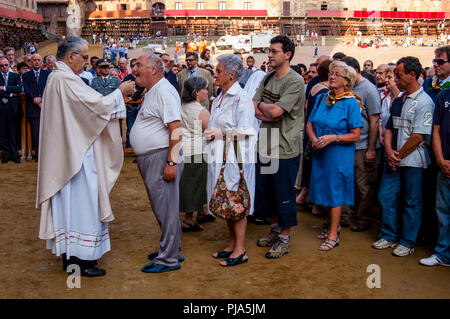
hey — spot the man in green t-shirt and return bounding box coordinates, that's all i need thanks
[253,35,305,259]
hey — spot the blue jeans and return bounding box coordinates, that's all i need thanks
[378,165,423,248]
[125,106,138,149]
[434,171,450,263]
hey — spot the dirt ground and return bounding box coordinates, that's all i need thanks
[1,43,448,299]
[0,154,449,299]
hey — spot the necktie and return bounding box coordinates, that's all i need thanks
[36,71,39,84]
[2,73,7,85]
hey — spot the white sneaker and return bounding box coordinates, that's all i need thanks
[419,255,450,267]
[392,244,415,257]
[372,238,398,250]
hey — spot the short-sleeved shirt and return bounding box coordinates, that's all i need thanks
[386,87,434,168]
[351,79,382,150]
[434,88,450,160]
[130,78,181,155]
[253,69,305,159]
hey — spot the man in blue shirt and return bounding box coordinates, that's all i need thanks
[420,87,450,267]
[423,46,450,103]
[88,56,99,77]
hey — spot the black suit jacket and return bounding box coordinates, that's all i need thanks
[0,71,22,115]
[23,69,51,118]
[164,70,179,91]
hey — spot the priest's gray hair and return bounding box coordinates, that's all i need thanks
[56,36,88,61]
[146,53,164,73]
[217,54,243,81]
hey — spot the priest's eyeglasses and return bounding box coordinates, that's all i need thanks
[72,52,89,61]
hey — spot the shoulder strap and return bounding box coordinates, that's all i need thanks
[222,135,244,171]
[263,71,276,88]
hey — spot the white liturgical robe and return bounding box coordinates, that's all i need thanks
[37,61,125,260]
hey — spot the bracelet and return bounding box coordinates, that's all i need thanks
[257,101,263,113]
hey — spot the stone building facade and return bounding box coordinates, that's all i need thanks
[0,0,45,49]
[35,0,449,38]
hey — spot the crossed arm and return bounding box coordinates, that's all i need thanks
[253,99,285,122]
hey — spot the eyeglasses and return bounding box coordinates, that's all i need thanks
[0,64,8,67]
[72,52,89,61]
[268,49,283,54]
[432,59,449,66]
[329,72,348,80]
[130,64,136,68]
[185,59,195,62]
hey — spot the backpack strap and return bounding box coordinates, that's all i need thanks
[263,71,276,88]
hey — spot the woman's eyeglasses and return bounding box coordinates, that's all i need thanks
[329,72,348,80]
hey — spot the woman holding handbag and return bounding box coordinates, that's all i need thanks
[205,54,256,267]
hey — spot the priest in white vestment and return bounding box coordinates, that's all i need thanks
[36,36,135,277]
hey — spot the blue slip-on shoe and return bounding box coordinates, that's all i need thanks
[142,263,181,273]
[141,261,156,272]
[147,251,184,263]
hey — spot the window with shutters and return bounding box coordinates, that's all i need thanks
[244,2,251,10]
[175,2,183,10]
[283,1,290,16]
[219,1,227,10]
[197,2,204,10]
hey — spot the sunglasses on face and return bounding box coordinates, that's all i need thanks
[0,64,8,67]
[432,59,449,66]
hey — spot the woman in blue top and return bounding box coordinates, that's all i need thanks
[307,61,363,251]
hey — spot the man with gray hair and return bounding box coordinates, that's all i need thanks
[37,36,135,277]
[44,55,56,72]
[24,54,32,67]
[130,53,184,273]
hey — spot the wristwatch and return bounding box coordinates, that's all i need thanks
[167,160,177,166]
[335,135,340,143]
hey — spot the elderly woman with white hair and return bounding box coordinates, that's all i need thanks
[205,54,256,267]
[306,61,363,251]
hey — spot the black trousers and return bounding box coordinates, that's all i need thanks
[0,102,19,159]
[62,253,97,271]
[28,117,39,157]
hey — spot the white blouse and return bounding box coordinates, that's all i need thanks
[206,81,257,215]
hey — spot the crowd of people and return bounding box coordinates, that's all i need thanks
[0,46,56,163]
[2,34,448,277]
[0,24,46,52]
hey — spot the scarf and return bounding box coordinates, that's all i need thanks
[427,75,450,92]
[326,91,362,109]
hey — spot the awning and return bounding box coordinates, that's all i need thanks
[306,10,447,20]
[164,10,267,17]
[88,10,151,19]
[307,10,353,18]
[353,10,445,20]
[0,7,43,23]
